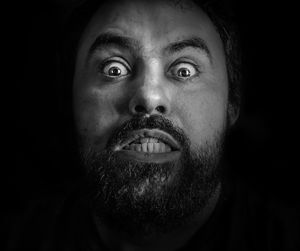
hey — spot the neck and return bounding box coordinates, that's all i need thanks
[94,183,221,251]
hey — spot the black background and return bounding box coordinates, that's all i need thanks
[8,0,300,213]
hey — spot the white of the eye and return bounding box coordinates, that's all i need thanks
[103,62,128,76]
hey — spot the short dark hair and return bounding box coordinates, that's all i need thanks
[59,0,241,113]
[198,0,242,112]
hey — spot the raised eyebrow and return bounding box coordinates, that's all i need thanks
[165,37,212,62]
[88,32,141,58]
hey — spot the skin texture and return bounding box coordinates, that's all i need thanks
[73,0,235,250]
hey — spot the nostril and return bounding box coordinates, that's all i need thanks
[132,104,166,114]
[156,106,166,114]
[135,105,146,113]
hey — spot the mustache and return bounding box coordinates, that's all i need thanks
[105,115,189,150]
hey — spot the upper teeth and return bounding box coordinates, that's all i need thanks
[134,137,159,144]
[123,137,172,153]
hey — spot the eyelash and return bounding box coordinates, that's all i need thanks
[99,58,131,72]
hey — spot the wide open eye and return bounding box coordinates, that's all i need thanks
[101,60,131,78]
[170,62,199,80]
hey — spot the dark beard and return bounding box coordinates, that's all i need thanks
[79,115,224,237]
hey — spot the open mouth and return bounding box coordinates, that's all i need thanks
[113,129,181,153]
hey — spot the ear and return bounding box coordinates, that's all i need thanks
[228,103,240,126]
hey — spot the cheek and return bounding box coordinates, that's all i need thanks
[73,86,121,149]
[175,88,227,147]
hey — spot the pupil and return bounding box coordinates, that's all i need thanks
[179,68,190,77]
[109,67,121,76]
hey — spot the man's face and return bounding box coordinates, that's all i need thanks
[73,0,229,233]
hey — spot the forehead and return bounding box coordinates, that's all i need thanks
[78,0,223,52]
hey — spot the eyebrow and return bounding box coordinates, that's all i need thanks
[88,32,141,57]
[165,37,212,61]
[88,32,212,62]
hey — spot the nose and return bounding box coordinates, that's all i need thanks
[129,63,171,116]
[129,88,169,115]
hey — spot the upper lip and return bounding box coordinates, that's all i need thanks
[113,129,181,151]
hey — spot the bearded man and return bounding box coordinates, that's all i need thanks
[7,0,299,250]
[72,0,238,247]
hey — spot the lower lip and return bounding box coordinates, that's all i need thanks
[115,150,181,163]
